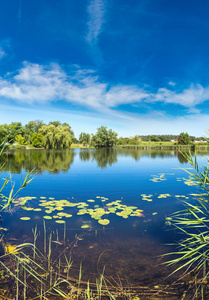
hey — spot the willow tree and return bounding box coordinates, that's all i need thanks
[39,125,72,149]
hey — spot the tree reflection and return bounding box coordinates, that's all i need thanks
[176,151,189,164]
[92,148,118,168]
[0,150,76,174]
[79,150,91,161]
[0,148,205,174]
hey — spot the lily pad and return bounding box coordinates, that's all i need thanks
[98,219,110,225]
[81,224,91,229]
[55,220,66,224]
[43,216,52,220]
[20,217,30,221]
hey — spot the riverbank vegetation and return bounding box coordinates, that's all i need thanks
[164,152,209,299]
[0,120,208,150]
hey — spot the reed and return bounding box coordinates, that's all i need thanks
[43,219,46,254]
[164,152,209,299]
[32,225,38,260]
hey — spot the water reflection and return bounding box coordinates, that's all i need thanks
[0,150,75,174]
[0,148,204,173]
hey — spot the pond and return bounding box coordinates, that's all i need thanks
[0,148,208,299]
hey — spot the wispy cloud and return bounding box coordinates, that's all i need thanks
[151,84,209,107]
[0,61,209,113]
[0,48,6,59]
[86,0,106,44]
[168,81,176,86]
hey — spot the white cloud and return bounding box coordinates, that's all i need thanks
[168,81,176,86]
[151,84,209,107]
[0,48,6,59]
[86,0,106,44]
[0,61,209,113]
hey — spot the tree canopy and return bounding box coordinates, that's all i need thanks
[39,125,72,149]
[79,132,91,145]
[178,132,191,145]
[91,126,118,148]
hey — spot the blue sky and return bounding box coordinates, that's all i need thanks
[0,0,209,137]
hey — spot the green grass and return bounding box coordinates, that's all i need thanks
[115,141,209,150]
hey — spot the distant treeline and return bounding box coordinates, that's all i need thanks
[140,134,206,142]
[0,120,207,149]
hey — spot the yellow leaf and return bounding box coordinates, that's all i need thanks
[5,244,18,254]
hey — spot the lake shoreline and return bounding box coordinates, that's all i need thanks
[8,144,209,151]
[114,144,209,150]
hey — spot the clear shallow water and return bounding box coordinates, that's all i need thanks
[0,148,208,289]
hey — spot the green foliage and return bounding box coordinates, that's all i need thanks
[15,134,25,145]
[0,124,9,144]
[79,132,90,145]
[31,133,43,148]
[165,152,209,297]
[150,135,161,142]
[0,140,33,211]
[39,125,72,149]
[178,132,191,145]
[0,123,22,144]
[91,126,118,148]
[24,120,44,144]
[117,136,140,145]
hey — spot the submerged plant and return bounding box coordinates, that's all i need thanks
[165,152,209,298]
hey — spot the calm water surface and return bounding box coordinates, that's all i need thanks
[1,148,207,287]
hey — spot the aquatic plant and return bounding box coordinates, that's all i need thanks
[165,152,209,299]
[0,225,187,299]
[0,140,34,212]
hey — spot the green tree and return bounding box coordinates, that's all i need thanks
[79,132,90,145]
[91,126,118,148]
[6,122,22,143]
[31,133,43,148]
[24,120,44,144]
[150,135,161,142]
[15,134,25,145]
[62,122,74,137]
[39,125,72,149]
[0,124,9,144]
[178,132,191,145]
[25,120,44,133]
[49,121,62,127]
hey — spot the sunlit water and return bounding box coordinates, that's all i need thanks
[1,148,208,290]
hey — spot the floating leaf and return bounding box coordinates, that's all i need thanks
[98,219,110,225]
[43,216,52,220]
[20,217,30,221]
[65,214,72,218]
[55,220,65,224]
[81,224,91,229]
[56,207,64,211]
